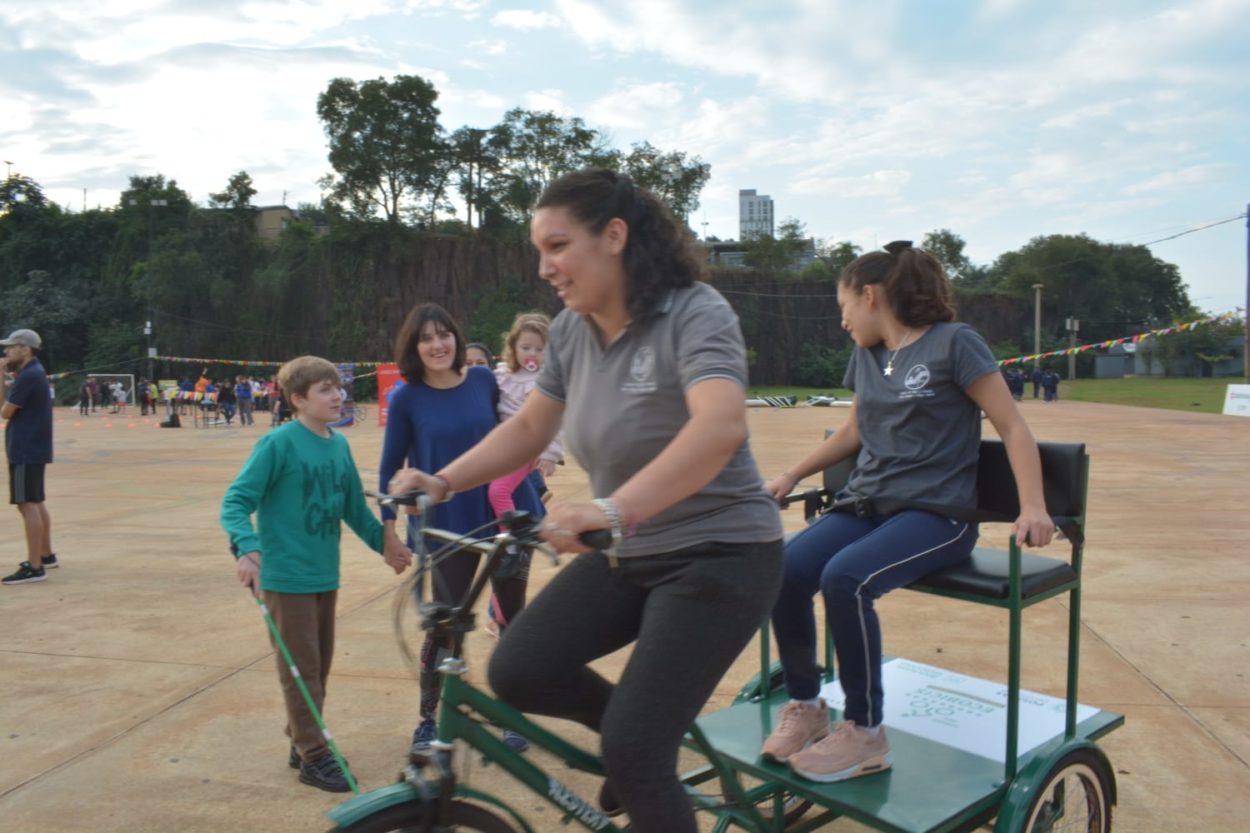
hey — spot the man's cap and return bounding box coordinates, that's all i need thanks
[0,329,42,349]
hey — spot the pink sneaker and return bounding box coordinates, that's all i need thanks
[761,701,830,763]
[788,720,892,783]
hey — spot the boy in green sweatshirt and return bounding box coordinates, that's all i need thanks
[221,356,412,792]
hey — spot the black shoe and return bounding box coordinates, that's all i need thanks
[3,561,47,585]
[598,779,624,817]
[298,754,350,793]
[288,746,300,769]
[42,555,59,569]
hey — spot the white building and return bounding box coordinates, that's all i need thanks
[739,189,774,239]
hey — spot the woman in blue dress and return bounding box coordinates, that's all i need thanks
[379,303,545,753]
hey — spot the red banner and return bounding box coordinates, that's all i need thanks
[377,364,403,427]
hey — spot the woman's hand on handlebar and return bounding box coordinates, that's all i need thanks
[765,471,799,502]
[540,501,611,554]
[388,467,447,509]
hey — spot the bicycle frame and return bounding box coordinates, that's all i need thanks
[328,508,792,832]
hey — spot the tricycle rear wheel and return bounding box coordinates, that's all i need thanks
[327,798,518,833]
[1021,748,1112,833]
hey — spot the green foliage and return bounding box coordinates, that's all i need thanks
[1153,318,1243,376]
[793,343,851,388]
[617,141,710,220]
[0,175,48,220]
[466,279,537,354]
[986,233,1191,343]
[317,74,448,223]
[921,228,972,281]
[743,218,812,273]
[819,240,861,277]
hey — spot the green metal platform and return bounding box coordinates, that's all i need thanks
[695,688,1123,833]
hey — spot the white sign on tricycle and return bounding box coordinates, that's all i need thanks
[820,658,1097,763]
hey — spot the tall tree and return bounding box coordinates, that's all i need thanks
[0,175,48,220]
[209,170,258,211]
[317,74,448,223]
[619,141,710,221]
[450,127,503,229]
[989,234,1190,342]
[921,228,974,281]
[488,108,614,224]
[743,218,812,272]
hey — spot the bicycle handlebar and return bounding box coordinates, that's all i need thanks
[366,489,614,553]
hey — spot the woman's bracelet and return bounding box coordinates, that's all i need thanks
[432,473,456,504]
[592,498,626,548]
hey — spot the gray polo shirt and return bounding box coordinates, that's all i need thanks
[843,322,1000,509]
[536,282,783,557]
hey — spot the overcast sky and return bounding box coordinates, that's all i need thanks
[3,0,1247,316]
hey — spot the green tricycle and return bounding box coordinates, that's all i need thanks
[328,437,1121,832]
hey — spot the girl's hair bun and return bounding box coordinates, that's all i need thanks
[883,240,912,256]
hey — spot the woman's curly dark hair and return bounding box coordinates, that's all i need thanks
[840,240,957,327]
[536,168,705,321]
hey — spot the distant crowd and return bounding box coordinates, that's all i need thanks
[1001,366,1061,402]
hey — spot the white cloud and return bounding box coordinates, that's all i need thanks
[789,169,912,199]
[525,88,569,114]
[491,9,561,30]
[586,82,683,129]
[466,38,508,56]
[1124,164,1228,196]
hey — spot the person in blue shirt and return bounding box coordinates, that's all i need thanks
[378,303,545,755]
[235,375,255,426]
[1,330,59,585]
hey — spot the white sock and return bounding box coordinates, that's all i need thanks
[858,724,881,736]
[794,698,821,708]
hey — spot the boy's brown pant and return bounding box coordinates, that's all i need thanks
[264,590,337,763]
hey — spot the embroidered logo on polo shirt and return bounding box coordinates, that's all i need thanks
[904,364,930,390]
[899,363,935,400]
[622,346,658,394]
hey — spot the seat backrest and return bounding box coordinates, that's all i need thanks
[818,431,1087,526]
[976,440,1087,523]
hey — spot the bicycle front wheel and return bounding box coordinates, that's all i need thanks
[328,798,519,833]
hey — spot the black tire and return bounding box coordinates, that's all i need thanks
[328,798,520,833]
[1020,748,1113,833]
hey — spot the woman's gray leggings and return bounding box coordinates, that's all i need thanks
[488,540,783,833]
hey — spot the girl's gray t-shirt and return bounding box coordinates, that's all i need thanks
[843,322,1000,509]
[536,282,783,557]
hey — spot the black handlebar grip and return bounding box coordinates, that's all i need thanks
[579,529,614,551]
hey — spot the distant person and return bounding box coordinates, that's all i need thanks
[217,378,237,425]
[2,330,60,586]
[79,379,91,416]
[464,343,494,368]
[1043,371,1060,402]
[221,356,413,792]
[1031,365,1043,399]
[235,375,255,426]
[87,376,99,412]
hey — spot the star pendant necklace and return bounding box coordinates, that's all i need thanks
[883,329,914,377]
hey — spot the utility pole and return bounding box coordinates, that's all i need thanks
[130,197,168,383]
[1066,317,1079,379]
[1032,283,1044,369]
[1244,203,1248,384]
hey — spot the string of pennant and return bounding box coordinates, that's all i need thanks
[153,356,391,369]
[152,311,1240,374]
[995,310,1240,367]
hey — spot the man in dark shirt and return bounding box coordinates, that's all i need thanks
[1,329,58,585]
